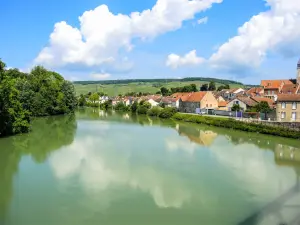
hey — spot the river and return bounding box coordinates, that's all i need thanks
[0,108,300,225]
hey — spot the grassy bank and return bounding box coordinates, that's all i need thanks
[172,113,300,139]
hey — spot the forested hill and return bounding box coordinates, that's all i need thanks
[73,77,244,86]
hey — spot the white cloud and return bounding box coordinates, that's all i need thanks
[209,0,300,72]
[166,50,205,69]
[197,16,208,24]
[35,0,222,69]
[90,72,111,80]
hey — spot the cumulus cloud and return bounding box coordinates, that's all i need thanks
[35,0,222,70]
[166,50,205,69]
[197,17,208,24]
[209,0,300,71]
[90,72,111,80]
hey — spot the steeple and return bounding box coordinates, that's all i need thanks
[297,59,300,84]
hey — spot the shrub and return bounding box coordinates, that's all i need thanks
[137,105,148,114]
[171,113,300,139]
[114,102,129,111]
[147,106,162,117]
[159,107,177,119]
[131,101,138,112]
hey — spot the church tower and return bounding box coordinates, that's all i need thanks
[297,59,300,84]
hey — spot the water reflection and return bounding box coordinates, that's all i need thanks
[1,108,300,225]
[0,115,77,221]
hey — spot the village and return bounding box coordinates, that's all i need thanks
[86,60,300,123]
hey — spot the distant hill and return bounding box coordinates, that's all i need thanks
[73,77,244,86]
[73,77,257,96]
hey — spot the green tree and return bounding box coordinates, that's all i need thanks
[254,101,272,113]
[131,101,138,112]
[89,93,99,104]
[160,87,170,96]
[200,84,208,91]
[231,104,242,112]
[78,94,87,107]
[217,84,230,91]
[208,81,216,91]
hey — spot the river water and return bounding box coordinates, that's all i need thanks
[0,108,300,225]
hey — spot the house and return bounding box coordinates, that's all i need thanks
[251,97,275,108]
[218,101,228,111]
[179,92,218,113]
[220,88,245,100]
[161,97,177,107]
[276,94,300,122]
[212,91,226,102]
[170,93,190,108]
[261,80,293,100]
[147,98,160,107]
[279,83,300,95]
[227,96,257,111]
[123,97,134,106]
[246,87,264,97]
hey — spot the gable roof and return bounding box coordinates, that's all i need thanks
[218,101,228,107]
[181,92,207,102]
[261,80,292,89]
[251,97,274,107]
[246,87,264,96]
[277,94,300,102]
[280,83,299,94]
[230,96,257,107]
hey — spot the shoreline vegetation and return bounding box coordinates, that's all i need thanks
[86,100,300,139]
[0,60,77,137]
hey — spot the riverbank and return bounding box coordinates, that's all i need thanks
[172,113,300,139]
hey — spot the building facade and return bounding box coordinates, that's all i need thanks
[276,94,300,122]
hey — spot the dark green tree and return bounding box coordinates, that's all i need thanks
[208,81,216,91]
[200,84,208,91]
[231,104,242,112]
[160,87,170,96]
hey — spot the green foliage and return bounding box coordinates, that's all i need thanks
[131,101,138,112]
[253,101,272,113]
[159,107,177,119]
[231,104,242,112]
[78,94,87,107]
[200,84,208,91]
[217,84,230,91]
[143,102,152,109]
[137,105,148,114]
[0,60,77,137]
[100,100,112,110]
[147,106,162,117]
[172,113,300,139]
[160,87,170,96]
[170,84,198,93]
[114,102,130,111]
[89,92,99,103]
[208,81,216,91]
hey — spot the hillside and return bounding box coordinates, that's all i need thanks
[74,77,246,96]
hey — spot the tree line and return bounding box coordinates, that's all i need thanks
[74,77,243,86]
[0,60,77,137]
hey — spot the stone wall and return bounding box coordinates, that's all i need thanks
[179,101,200,113]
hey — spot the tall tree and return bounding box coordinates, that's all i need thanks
[160,87,170,96]
[208,81,216,91]
[200,84,208,91]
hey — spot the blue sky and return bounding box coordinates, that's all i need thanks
[1,0,300,84]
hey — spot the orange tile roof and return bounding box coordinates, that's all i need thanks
[182,92,207,102]
[261,80,292,89]
[251,97,274,107]
[246,87,263,95]
[277,94,300,102]
[218,101,227,107]
[280,84,299,94]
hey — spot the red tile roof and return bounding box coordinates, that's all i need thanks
[235,97,257,107]
[261,80,292,89]
[251,97,274,107]
[181,92,207,102]
[280,84,299,94]
[277,94,300,102]
[218,101,228,107]
[246,87,264,96]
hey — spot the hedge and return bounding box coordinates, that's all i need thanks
[172,113,300,139]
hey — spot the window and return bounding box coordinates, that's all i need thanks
[292,112,297,121]
[272,91,275,95]
[282,102,286,109]
[281,112,286,119]
[210,104,212,107]
[206,104,208,107]
[268,90,271,95]
[235,101,239,105]
[292,102,297,110]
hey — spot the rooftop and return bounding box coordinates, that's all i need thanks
[277,94,300,102]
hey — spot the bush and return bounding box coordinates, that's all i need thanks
[131,101,138,112]
[172,113,300,139]
[159,107,177,119]
[147,106,162,117]
[137,105,148,114]
[114,102,129,111]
